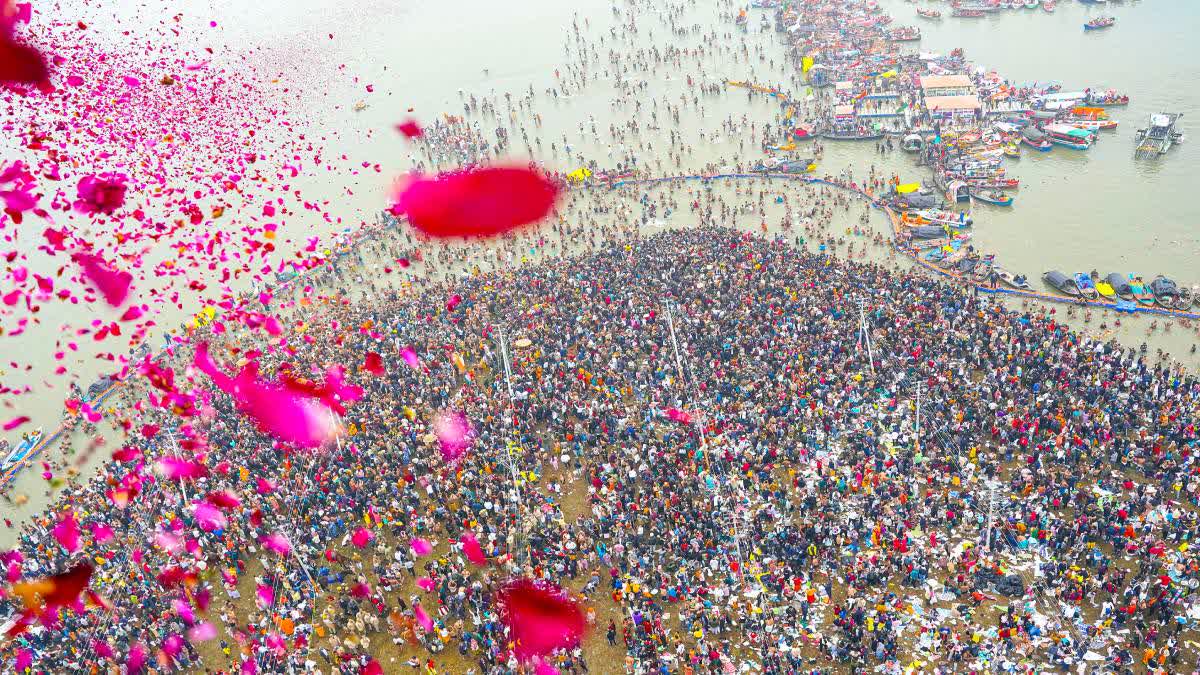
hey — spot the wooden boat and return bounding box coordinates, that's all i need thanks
[1020,127,1053,151]
[917,8,942,19]
[1128,275,1155,305]
[1104,273,1135,301]
[1085,89,1129,106]
[952,8,986,17]
[1177,286,1194,309]
[821,130,884,141]
[973,190,1013,206]
[1075,273,1099,300]
[1149,275,1180,307]
[1084,16,1115,30]
[1044,123,1095,150]
[1024,0,1039,8]
[1003,143,1021,158]
[1095,280,1117,301]
[1042,0,1056,11]
[1043,270,1081,297]
[994,267,1031,290]
[1,428,42,470]
[888,26,922,41]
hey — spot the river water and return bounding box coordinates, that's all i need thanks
[2,0,1197,529]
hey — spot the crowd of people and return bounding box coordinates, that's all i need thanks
[5,216,1200,674]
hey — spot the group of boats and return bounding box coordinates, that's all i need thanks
[1042,272,1200,310]
[942,0,1059,17]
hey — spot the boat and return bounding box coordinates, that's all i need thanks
[994,267,1031,290]
[1043,270,1081,297]
[1128,275,1155,306]
[909,225,952,239]
[1104,273,1135,301]
[900,134,926,152]
[1085,89,1129,106]
[1075,273,1099,300]
[973,190,1013,206]
[1043,123,1095,150]
[1095,280,1117,301]
[1177,286,1194,309]
[1042,0,1056,11]
[1020,127,1053,151]
[917,8,942,19]
[1084,16,1115,30]
[1,428,43,470]
[1002,142,1021,158]
[1149,275,1180,307]
[1024,0,1039,8]
[821,129,885,141]
[1135,113,1185,157]
[915,209,972,227]
[888,26,922,41]
[952,8,986,17]
[1066,107,1118,130]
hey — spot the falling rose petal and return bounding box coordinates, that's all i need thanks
[261,532,291,556]
[393,167,559,239]
[0,40,47,84]
[350,527,374,549]
[74,174,128,215]
[414,604,433,632]
[445,294,462,312]
[461,532,486,566]
[433,410,474,461]
[126,644,146,673]
[52,512,80,553]
[362,351,385,377]
[410,537,432,556]
[2,415,29,431]
[350,582,371,598]
[395,119,422,138]
[400,347,419,369]
[14,648,31,672]
[255,477,276,495]
[72,252,132,307]
[255,584,274,609]
[155,456,208,481]
[193,343,340,448]
[416,577,435,592]
[192,502,227,532]
[93,640,114,659]
[360,661,384,675]
[205,490,241,509]
[9,563,93,613]
[666,408,692,424]
[91,523,115,544]
[187,622,217,643]
[534,662,561,675]
[497,578,586,661]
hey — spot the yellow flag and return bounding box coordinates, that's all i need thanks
[802,56,814,73]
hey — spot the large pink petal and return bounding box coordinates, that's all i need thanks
[393,167,559,239]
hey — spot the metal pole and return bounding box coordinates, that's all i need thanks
[495,326,530,565]
[857,297,875,374]
[985,480,997,550]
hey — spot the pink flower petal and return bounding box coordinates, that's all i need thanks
[52,512,80,553]
[255,583,274,609]
[91,523,115,544]
[3,415,30,431]
[72,252,132,307]
[433,410,474,461]
[498,578,586,661]
[192,501,227,532]
[155,456,208,481]
[400,346,419,368]
[461,532,486,566]
[350,527,374,548]
[362,351,385,377]
[187,621,217,643]
[261,532,291,556]
[416,577,435,592]
[414,604,433,632]
[410,537,432,556]
[395,119,422,139]
[392,167,559,239]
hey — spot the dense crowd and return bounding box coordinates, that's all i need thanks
[3,221,1200,675]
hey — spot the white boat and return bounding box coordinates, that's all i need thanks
[1024,0,1040,8]
[1,428,42,470]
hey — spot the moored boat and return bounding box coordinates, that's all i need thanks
[1128,275,1155,305]
[952,8,986,17]
[1075,273,1099,300]
[1044,123,1095,150]
[1177,286,1194,310]
[1104,273,1135,301]
[1043,270,1081,297]
[916,8,942,19]
[1,428,43,470]
[973,190,1013,206]
[1020,127,1053,151]
[1084,16,1115,30]
[1149,275,1180,307]
[1042,0,1056,11]
[993,267,1031,290]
